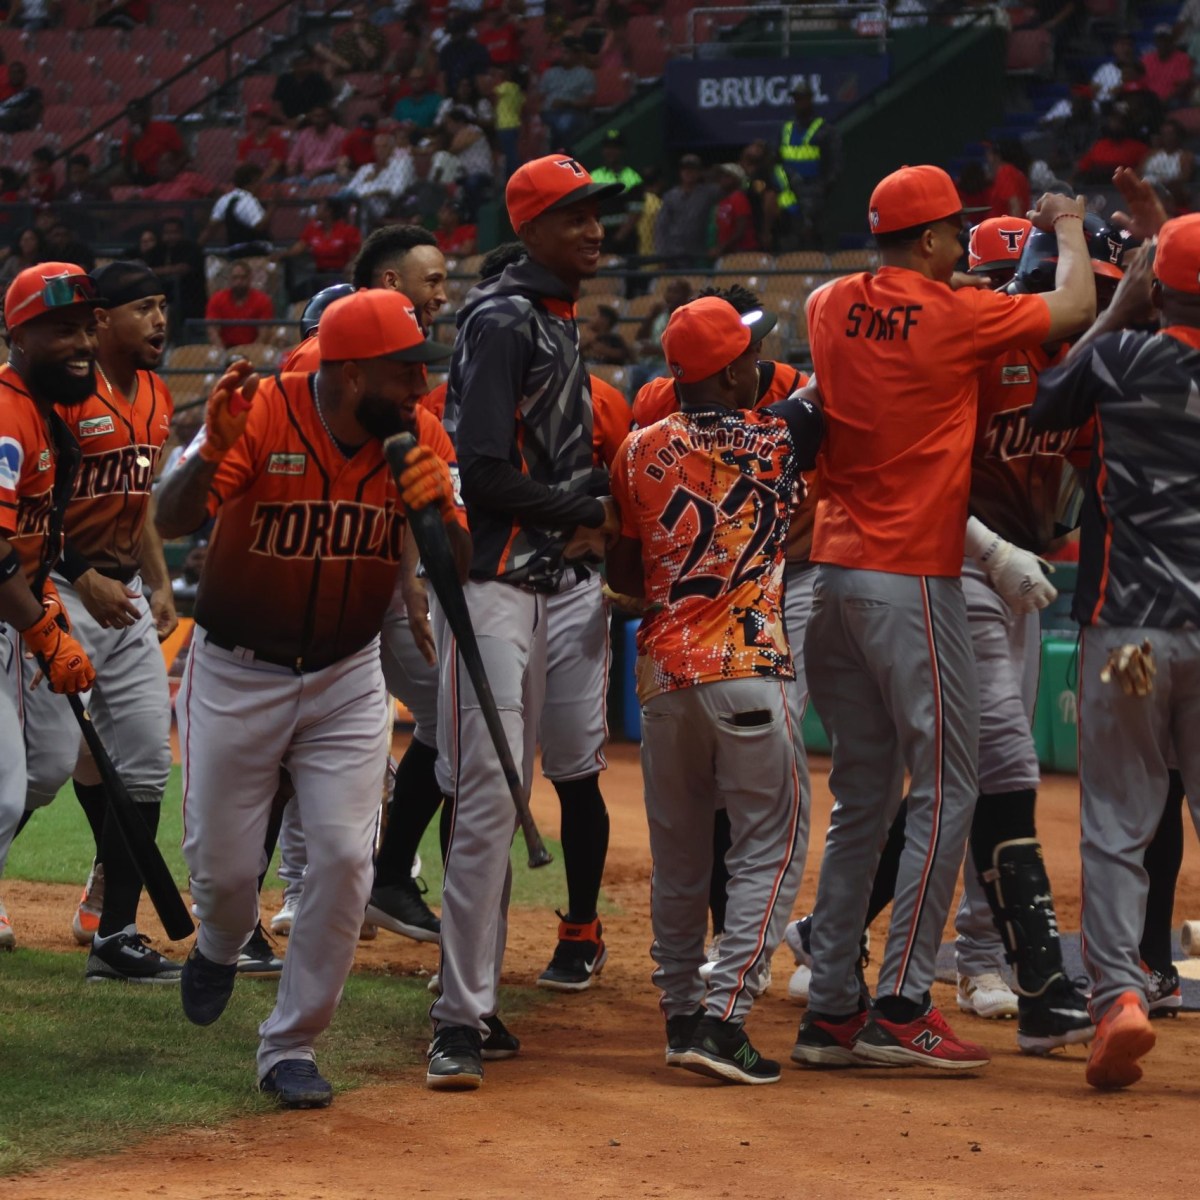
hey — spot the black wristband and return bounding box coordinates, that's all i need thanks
[0,547,20,585]
[57,543,92,584]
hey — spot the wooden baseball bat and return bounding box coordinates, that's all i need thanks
[383,433,553,869]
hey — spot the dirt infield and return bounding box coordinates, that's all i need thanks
[8,744,1200,1200]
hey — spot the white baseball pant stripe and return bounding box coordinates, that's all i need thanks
[178,632,390,1079]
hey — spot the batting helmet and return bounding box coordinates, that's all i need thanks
[1009,213,1131,294]
[300,283,355,339]
[967,216,1033,276]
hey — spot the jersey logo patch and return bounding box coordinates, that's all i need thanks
[0,437,21,489]
[78,415,115,438]
[37,448,51,471]
[267,452,307,476]
[1000,365,1031,385]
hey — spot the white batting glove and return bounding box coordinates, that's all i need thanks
[965,516,1058,614]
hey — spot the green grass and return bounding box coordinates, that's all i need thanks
[7,765,598,912]
[0,949,539,1177]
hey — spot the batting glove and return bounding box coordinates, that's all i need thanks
[398,446,455,519]
[20,607,95,694]
[1100,639,1156,696]
[965,516,1057,614]
[40,576,70,632]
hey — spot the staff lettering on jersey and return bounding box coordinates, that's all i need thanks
[844,302,921,340]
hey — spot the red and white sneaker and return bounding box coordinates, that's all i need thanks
[852,1005,990,1070]
[71,860,105,946]
[791,1009,869,1067]
[1086,991,1156,1090]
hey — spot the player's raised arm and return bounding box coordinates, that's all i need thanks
[1028,192,1097,340]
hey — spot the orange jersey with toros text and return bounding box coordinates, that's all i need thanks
[807,268,1051,576]
[971,343,1093,555]
[0,364,77,584]
[188,372,464,670]
[589,374,632,469]
[56,371,173,579]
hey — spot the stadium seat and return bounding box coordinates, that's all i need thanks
[155,3,206,31]
[625,293,664,320]
[579,275,625,299]
[595,63,634,109]
[41,104,90,141]
[168,72,219,116]
[716,252,775,273]
[1170,107,1200,136]
[166,344,225,372]
[195,128,240,182]
[8,132,48,167]
[577,294,626,322]
[776,251,830,271]
[242,75,277,112]
[71,75,122,108]
[628,16,669,82]
[829,249,880,271]
[589,363,629,392]
[1006,29,1053,75]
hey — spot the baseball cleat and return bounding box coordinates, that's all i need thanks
[85,925,181,984]
[791,1009,869,1067]
[72,859,105,946]
[537,913,606,992]
[1142,961,1182,1017]
[269,894,299,937]
[956,972,1019,1019]
[426,1025,484,1090]
[852,1005,990,1070]
[665,1008,705,1067]
[365,878,440,942]
[1086,991,1156,1090]
[676,1015,781,1085]
[260,1059,333,1109]
[236,922,285,978]
[481,1015,521,1061]
[1017,976,1094,1054]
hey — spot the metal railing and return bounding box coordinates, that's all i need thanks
[684,4,891,57]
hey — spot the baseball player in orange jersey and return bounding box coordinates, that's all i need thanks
[13,263,181,980]
[0,263,99,948]
[967,216,1033,287]
[608,296,824,1084]
[791,167,1095,1071]
[155,290,468,1108]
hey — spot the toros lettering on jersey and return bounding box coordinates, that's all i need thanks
[74,445,159,500]
[982,405,1078,463]
[248,499,405,561]
[16,489,54,538]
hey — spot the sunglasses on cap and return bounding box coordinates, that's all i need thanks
[8,272,100,320]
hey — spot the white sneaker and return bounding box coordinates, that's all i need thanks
[270,894,299,937]
[751,960,773,998]
[956,972,1019,1019]
[0,896,14,951]
[787,962,812,1004]
[784,916,813,967]
[427,971,441,994]
[72,859,105,946]
[411,852,422,880]
[697,933,724,983]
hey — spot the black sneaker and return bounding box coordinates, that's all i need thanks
[365,878,440,943]
[260,1059,333,1109]
[426,1024,484,1091]
[1017,976,1095,1055]
[85,925,182,984]
[676,1015,781,1085]
[1143,962,1182,1017]
[237,922,285,978]
[536,912,607,992]
[665,1008,704,1067]
[481,1015,520,1061]
[181,946,238,1026]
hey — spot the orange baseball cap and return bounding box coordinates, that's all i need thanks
[868,165,962,235]
[318,289,453,363]
[1153,213,1200,294]
[4,262,102,331]
[968,216,1033,273]
[661,296,777,384]
[506,153,624,230]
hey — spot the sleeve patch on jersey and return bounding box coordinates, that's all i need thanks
[1001,365,1032,385]
[267,452,307,476]
[78,415,116,438]
[0,437,23,489]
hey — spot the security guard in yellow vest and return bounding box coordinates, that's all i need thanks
[776,80,840,249]
[593,129,644,254]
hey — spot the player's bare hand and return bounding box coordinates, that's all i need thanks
[950,271,991,290]
[1028,192,1086,232]
[19,608,95,695]
[1111,167,1168,241]
[563,523,607,563]
[200,361,257,462]
[75,569,140,629]
[1105,243,1158,328]
[150,588,179,642]
[398,446,455,518]
[403,580,438,666]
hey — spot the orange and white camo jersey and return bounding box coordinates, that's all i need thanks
[184,371,465,670]
[610,405,815,702]
[56,370,173,579]
[0,364,77,585]
[971,343,1093,555]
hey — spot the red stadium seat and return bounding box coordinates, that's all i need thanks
[1006,29,1053,75]
[9,132,49,166]
[155,4,206,31]
[70,75,122,107]
[627,16,669,82]
[242,75,277,111]
[41,104,90,141]
[594,63,634,109]
[195,128,240,183]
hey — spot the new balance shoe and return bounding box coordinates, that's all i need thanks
[426,1025,484,1090]
[1142,961,1182,1017]
[85,925,182,984]
[0,897,14,951]
[260,1059,333,1108]
[269,894,299,937]
[791,1009,869,1067]
[665,1008,705,1067]
[676,1015,780,1085]
[237,922,285,978]
[481,1015,520,1061]
[71,860,105,946]
[1086,990,1156,1090]
[365,878,440,942]
[956,972,1019,1019]
[852,1005,990,1071]
[181,946,238,1025]
[1017,976,1095,1054]
[537,913,607,992]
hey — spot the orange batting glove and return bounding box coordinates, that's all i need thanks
[20,607,95,694]
[39,576,70,632]
[398,446,456,519]
[199,360,258,463]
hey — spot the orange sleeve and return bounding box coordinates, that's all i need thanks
[970,289,1052,362]
[631,375,677,428]
[0,405,36,538]
[589,374,633,468]
[415,405,467,529]
[278,337,320,374]
[421,380,448,421]
[608,433,640,540]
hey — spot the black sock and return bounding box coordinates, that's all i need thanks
[12,808,34,839]
[374,739,443,888]
[1141,770,1185,972]
[874,990,929,1024]
[865,800,907,927]
[554,774,609,924]
[257,788,289,894]
[970,789,1037,879]
[74,781,108,857]
[710,808,732,936]
[439,792,453,866]
[98,802,161,937]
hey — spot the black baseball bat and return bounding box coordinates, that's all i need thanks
[383,433,553,868]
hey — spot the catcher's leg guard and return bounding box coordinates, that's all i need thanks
[979,837,1067,998]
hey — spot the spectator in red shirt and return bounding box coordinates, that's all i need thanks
[205,260,274,349]
[338,112,379,175]
[275,196,362,275]
[141,150,218,201]
[434,198,477,256]
[237,103,289,182]
[477,1,522,66]
[986,139,1031,219]
[26,145,56,204]
[122,98,185,186]
[710,163,759,258]
[1076,111,1149,182]
[1142,25,1194,107]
